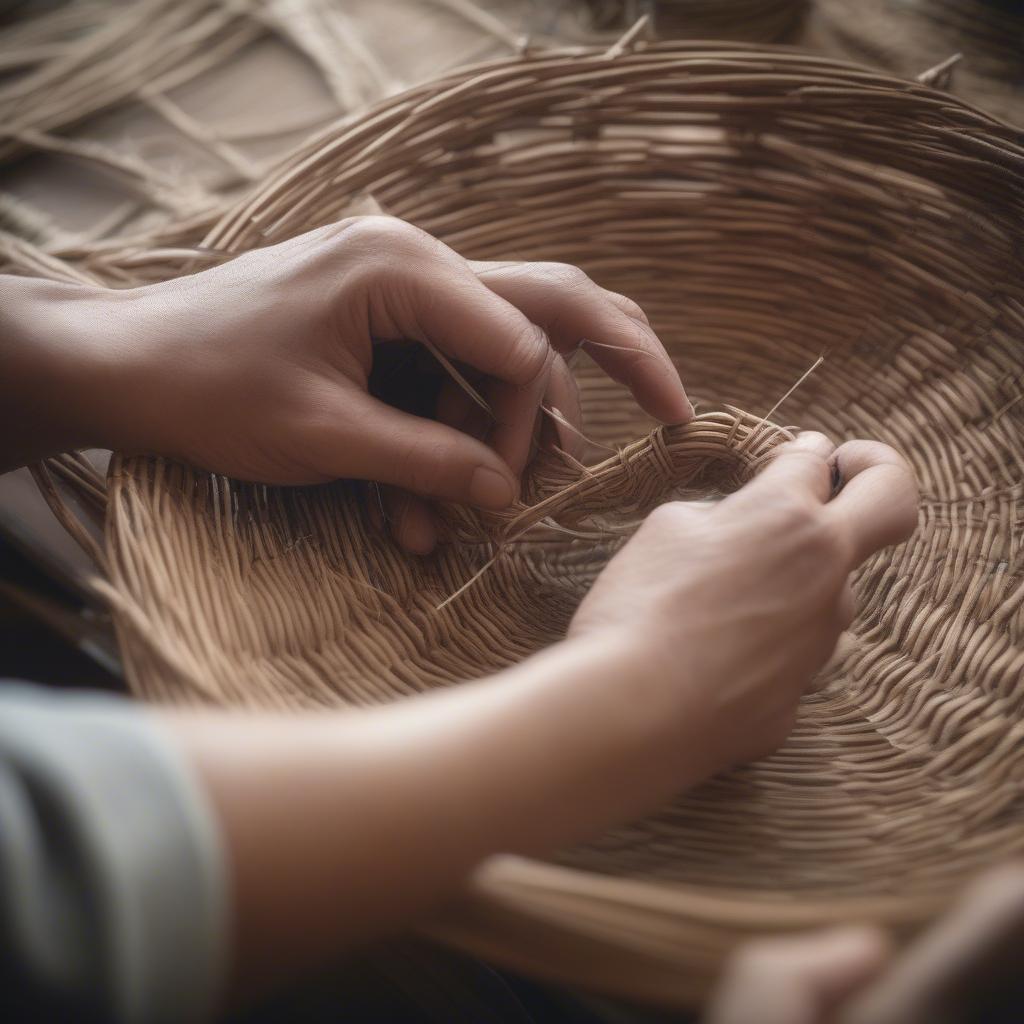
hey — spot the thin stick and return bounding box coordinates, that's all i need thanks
[988,392,1024,425]
[435,548,501,611]
[540,518,622,541]
[603,13,650,58]
[550,443,597,478]
[743,354,825,449]
[542,404,618,454]
[419,337,493,417]
[581,336,660,360]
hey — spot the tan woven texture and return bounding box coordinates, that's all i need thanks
[83,41,1024,1003]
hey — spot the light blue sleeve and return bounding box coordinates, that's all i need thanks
[0,683,228,1023]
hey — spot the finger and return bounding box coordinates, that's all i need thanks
[825,440,918,567]
[481,352,553,476]
[840,864,1024,1024]
[707,927,891,1024]
[728,431,837,513]
[432,356,544,475]
[604,288,651,325]
[471,260,652,326]
[436,377,492,442]
[808,581,857,693]
[542,353,584,459]
[473,260,692,424]
[354,222,553,474]
[366,482,387,534]
[382,487,438,555]
[326,390,518,508]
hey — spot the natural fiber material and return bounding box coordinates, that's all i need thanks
[102,411,781,704]
[0,0,544,259]
[36,41,1024,1004]
[0,0,263,163]
[816,0,1024,125]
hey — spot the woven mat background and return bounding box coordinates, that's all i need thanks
[2,0,1022,286]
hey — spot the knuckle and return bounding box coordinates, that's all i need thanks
[540,261,591,290]
[500,318,551,385]
[341,215,426,254]
[610,290,647,322]
[784,448,831,481]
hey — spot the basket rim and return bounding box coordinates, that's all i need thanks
[204,38,1024,255]
[423,855,946,1004]
[107,37,1024,1006]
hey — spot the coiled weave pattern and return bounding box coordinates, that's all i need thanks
[100,43,1024,1004]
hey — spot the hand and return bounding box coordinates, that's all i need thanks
[86,216,691,552]
[569,431,918,781]
[154,431,916,1002]
[704,863,1024,1024]
[704,927,892,1024]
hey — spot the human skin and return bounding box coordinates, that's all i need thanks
[705,863,1024,1024]
[1,217,918,1007]
[1,215,691,553]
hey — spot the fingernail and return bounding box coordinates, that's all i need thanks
[470,465,517,508]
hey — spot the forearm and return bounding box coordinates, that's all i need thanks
[163,634,700,1001]
[0,275,137,470]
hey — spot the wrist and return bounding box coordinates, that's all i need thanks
[446,632,708,856]
[0,276,146,463]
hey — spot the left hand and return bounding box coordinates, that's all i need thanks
[82,216,692,552]
[704,863,1024,1024]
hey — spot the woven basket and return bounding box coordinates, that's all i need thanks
[94,42,1024,1006]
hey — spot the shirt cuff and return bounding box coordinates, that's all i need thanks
[0,683,228,1023]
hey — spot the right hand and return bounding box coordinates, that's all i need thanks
[569,431,918,780]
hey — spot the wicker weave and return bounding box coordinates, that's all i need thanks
[86,42,1024,1005]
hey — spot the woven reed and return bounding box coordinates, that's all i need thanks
[57,41,1024,1004]
[0,0,537,262]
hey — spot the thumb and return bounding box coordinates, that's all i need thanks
[705,927,891,1024]
[330,393,519,509]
